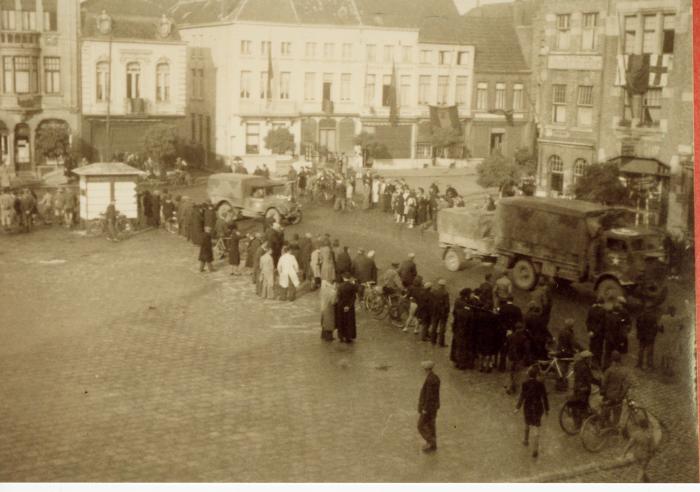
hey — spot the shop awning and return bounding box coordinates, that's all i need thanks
[608,156,670,177]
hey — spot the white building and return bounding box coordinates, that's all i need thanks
[80,0,187,161]
[173,0,474,165]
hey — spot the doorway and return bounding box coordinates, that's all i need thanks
[490,131,504,154]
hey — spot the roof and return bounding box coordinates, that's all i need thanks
[81,0,182,41]
[499,197,609,217]
[73,162,148,176]
[608,156,670,176]
[460,17,529,72]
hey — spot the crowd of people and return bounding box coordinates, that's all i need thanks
[0,187,79,233]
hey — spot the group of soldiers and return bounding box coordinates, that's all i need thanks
[0,187,78,233]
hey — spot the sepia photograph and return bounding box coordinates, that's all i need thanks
[0,0,697,485]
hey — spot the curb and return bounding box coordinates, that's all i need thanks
[515,456,636,483]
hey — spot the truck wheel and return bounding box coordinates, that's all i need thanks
[443,248,467,272]
[287,210,302,225]
[512,259,538,291]
[265,208,282,224]
[596,278,624,302]
[216,202,239,222]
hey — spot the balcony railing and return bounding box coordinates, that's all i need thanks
[0,31,41,47]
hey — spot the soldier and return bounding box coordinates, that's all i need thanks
[417,360,441,453]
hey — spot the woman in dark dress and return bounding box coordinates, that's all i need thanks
[416,189,428,226]
[450,288,473,370]
[199,227,214,272]
[228,223,242,275]
[515,366,549,458]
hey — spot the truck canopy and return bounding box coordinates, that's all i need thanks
[437,206,495,256]
[208,173,287,202]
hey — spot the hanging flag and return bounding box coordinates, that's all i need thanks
[388,62,398,126]
[648,54,672,87]
[266,41,273,102]
[429,105,460,130]
[625,53,650,95]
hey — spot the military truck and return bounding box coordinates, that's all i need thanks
[207,173,302,225]
[437,206,497,271]
[494,197,667,301]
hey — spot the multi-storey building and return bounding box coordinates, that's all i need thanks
[80,0,187,161]
[172,0,474,164]
[529,0,693,234]
[0,0,79,177]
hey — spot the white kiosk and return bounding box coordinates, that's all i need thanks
[72,162,146,220]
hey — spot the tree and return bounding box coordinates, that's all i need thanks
[573,162,630,206]
[144,124,178,179]
[35,123,70,162]
[476,151,523,188]
[354,131,389,163]
[430,127,463,158]
[264,127,295,155]
[514,146,537,177]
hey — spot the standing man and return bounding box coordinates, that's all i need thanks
[429,279,450,347]
[417,360,441,453]
[104,199,119,241]
[586,296,607,368]
[277,245,300,301]
[636,304,659,370]
[493,270,513,310]
[398,253,418,288]
[515,366,549,459]
[335,272,358,343]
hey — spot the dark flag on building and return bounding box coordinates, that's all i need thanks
[625,53,650,95]
[388,62,398,126]
[266,42,274,103]
[429,105,460,130]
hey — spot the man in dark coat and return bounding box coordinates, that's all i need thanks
[246,232,262,270]
[586,297,607,367]
[352,249,377,284]
[498,296,523,371]
[335,246,352,280]
[190,204,204,246]
[515,366,549,458]
[429,279,450,347]
[418,281,433,341]
[450,288,473,370]
[140,190,152,228]
[151,190,161,227]
[398,253,418,288]
[336,273,358,343]
[506,321,531,394]
[418,360,441,453]
[203,201,216,232]
[636,305,659,370]
[198,227,214,272]
[477,273,495,311]
[525,302,551,361]
[298,232,313,281]
[569,350,600,429]
[266,222,284,267]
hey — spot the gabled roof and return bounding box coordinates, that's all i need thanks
[460,17,529,72]
[81,0,182,41]
[73,162,147,176]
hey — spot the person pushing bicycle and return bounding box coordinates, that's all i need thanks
[569,350,601,429]
[601,350,633,428]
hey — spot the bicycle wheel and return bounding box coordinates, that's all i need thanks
[389,301,408,328]
[367,293,388,320]
[559,401,580,436]
[580,414,610,452]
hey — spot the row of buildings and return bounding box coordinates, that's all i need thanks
[0,0,693,233]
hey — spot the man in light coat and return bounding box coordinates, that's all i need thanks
[277,245,300,301]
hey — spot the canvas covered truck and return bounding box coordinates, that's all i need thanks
[494,197,667,302]
[207,173,302,225]
[437,206,497,271]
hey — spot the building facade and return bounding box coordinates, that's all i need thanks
[0,0,80,177]
[80,0,187,161]
[173,0,474,166]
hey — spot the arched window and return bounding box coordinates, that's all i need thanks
[126,62,140,99]
[573,158,588,183]
[96,62,109,101]
[548,155,564,193]
[156,62,170,102]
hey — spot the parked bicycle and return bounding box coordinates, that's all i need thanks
[580,396,652,453]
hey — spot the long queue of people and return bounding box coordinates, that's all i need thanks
[0,187,79,233]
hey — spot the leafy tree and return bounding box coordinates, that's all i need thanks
[430,127,463,158]
[514,146,537,176]
[354,131,389,162]
[573,162,630,206]
[264,127,295,155]
[476,151,524,188]
[35,124,70,162]
[144,124,178,179]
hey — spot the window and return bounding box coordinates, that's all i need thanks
[401,46,411,63]
[156,63,169,102]
[304,72,315,101]
[126,62,140,99]
[548,155,564,193]
[323,73,333,102]
[663,14,675,54]
[400,74,410,106]
[240,70,251,99]
[21,10,36,31]
[494,83,506,110]
[381,74,392,106]
[383,45,394,63]
[43,57,60,94]
[43,11,57,31]
[305,42,316,58]
[261,41,270,56]
[476,82,488,110]
[340,73,351,102]
[556,14,570,50]
[573,158,588,184]
[366,44,376,62]
[281,42,292,56]
[279,72,290,99]
[642,88,662,127]
[512,83,523,111]
[324,43,334,59]
[456,76,468,105]
[576,85,593,127]
[246,123,260,154]
[642,15,657,54]
[457,51,469,65]
[260,71,268,99]
[418,75,430,104]
[14,56,38,94]
[552,84,567,123]
[438,51,451,65]
[3,57,13,93]
[582,12,598,50]
[342,43,352,60]
[624,15,638,54]
[195,69,204,98]
[420,50,432,64]
[437,75,449,104]
[416,143,431,159]
[1,10,16,30]
[364,74,375,105]
[96,61,109,101]
[240,40,252,55]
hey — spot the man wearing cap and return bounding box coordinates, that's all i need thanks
[352,249,378,300]
[298,232,313,282]
[429,279,450,347]
[336,272,358,343]
[379,261,402,296]
[569,350,600,429]
[418,360,440,452]
[398,253,418,288]
[601,350,632,427]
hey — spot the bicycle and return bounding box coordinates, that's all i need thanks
[580,396,651,453]
[534,352,575,386]
[559,386,601,436]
